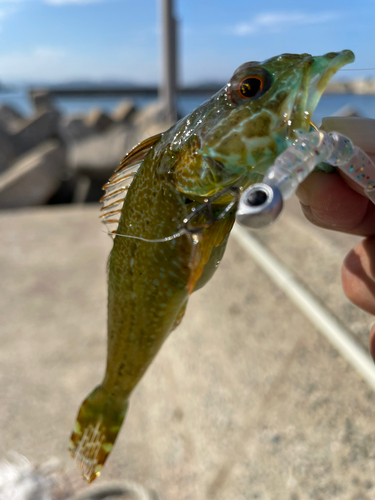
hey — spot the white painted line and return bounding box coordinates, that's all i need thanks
[232,223,375,391]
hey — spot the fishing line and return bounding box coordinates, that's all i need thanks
[101,228,188,243]
[340,67,375,71]
[101,187,240,243]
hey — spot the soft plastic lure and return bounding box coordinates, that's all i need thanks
[236,128,375,228]
[69,50,356,482]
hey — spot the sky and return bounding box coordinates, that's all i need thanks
[0,0,374,85]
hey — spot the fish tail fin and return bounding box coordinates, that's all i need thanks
[69,385,129,483]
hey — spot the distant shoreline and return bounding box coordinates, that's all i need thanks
[1,87,375,121]
[325,80,375,95]
[29,81,375,97]
[1,80,375,97]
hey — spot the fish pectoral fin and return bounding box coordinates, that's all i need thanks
[193,235,230,291]
[187,211,236,294]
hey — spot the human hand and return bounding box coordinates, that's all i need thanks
[296,116,375,361]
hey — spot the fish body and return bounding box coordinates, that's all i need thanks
[70,50,354,482]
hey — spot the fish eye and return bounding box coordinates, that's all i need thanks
[228,65,271,104]
[239,76,264,98]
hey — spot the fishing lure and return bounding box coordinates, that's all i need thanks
[236,128,375,228]
[69,50,360,482]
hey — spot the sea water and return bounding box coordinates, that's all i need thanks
[1,90,375,124]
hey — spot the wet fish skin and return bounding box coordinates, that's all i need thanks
[69,50,355,482]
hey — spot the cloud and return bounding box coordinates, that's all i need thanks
[33,46,66,58]
[44,0,104,4]
[233,11,341,36]
[0,46,68,81]
[0,44,159,83]
[0,2,21,31]
[0,0,105,3]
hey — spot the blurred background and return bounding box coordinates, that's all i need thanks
[1,1,375,499]
[0,0,375,205]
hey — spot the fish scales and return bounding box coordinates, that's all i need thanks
[70,50,355,482]
[70,132,235,481]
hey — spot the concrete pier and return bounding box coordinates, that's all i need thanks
[1,200,375,499]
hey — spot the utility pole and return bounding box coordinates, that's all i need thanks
[159,0,178,123]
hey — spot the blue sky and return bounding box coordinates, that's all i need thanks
[0,0,373,84]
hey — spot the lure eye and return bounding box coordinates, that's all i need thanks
[228,64,271,105]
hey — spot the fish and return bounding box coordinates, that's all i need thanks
[69,50,355,482]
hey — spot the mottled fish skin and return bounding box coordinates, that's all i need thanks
[69,50,354,482]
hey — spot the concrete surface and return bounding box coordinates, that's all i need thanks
[256,197,374,351]
[1,204,375,500]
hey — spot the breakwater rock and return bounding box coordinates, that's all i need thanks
[0,98,174,208]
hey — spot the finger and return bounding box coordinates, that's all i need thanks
[341,236,375,315]
[296,171,375,236]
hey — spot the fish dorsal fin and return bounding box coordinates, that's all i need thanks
[100,133,162,237]
[114,133,162,174]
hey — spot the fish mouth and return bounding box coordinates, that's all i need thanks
[284,50,355,139]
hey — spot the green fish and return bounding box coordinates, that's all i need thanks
[69,50,354,482]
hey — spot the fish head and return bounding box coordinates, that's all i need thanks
[177,50,354,196]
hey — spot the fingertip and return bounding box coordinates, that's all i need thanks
[341,238,375,315]
[342,247,362,305]
[296,171,368,232]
